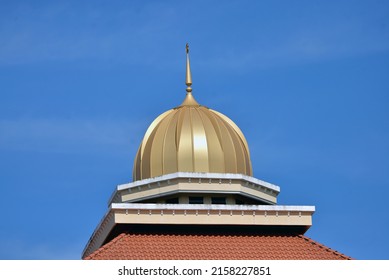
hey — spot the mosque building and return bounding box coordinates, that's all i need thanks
[82,45,351,260]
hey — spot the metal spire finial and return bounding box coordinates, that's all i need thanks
[185,43,192,93]
[179,43,199,107]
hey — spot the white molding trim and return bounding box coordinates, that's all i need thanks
[111,203,315,212]
[108,172,280,205]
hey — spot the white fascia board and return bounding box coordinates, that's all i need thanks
[110,203,315,213]
[117,172,280,192]
[83,202,315,258]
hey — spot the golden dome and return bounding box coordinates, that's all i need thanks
[132,45,252,181]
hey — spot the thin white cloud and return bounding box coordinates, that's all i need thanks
[0,2,387,68]
[0,2,178,65]
[0,118,146,155]
[0,238,83,260]
[199,27,389,71]
[198,5,389,71]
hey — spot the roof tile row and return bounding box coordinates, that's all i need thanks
[84,233,351,260]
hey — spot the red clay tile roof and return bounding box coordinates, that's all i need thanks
[84,233,351,260]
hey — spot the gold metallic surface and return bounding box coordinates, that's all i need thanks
[185,43,192,89]
[132,45,252,181]
[133,100,253,180]
[181,43,199,106]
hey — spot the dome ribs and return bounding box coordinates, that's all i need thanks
[132,104,252,181]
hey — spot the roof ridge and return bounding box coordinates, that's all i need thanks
[298,235,353,260]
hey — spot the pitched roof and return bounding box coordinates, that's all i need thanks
[84,233,351,260]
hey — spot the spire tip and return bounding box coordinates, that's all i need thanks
[181,43,199,106]
[185,43,192,90]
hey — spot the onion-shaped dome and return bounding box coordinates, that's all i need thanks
[132,45,252,181]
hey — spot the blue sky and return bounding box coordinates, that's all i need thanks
[0,0,388,260]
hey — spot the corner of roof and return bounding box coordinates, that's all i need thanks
[298,235,353,260]
[83,232,127,260]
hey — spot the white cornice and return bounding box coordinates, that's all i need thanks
[82,202,315,259]
[108,172,280,205]
[111,203,315,212]
[119,172,279,191]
